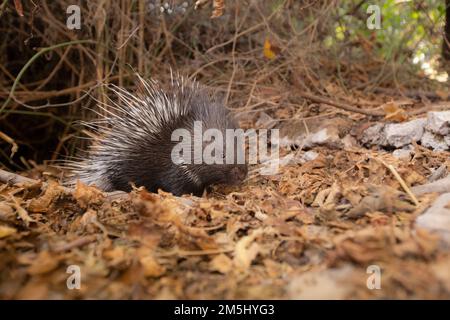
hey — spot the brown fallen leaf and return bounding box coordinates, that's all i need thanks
[263,39,280,60]
[52,235,97,253]
[103,246,127,265]
[15,280,48,300]
[178,224,219,251]
[0,224,17,238]
[67,208,98,233]
[209,253,233,274]
[233,228,264,271]
[14,0,24,17]
[383,101,408,122]
[211,0,225,18]
[431,257,450,292]
[73,180,105,209]
[347,185,415,218]
[27,251,59,275]
[127,222,163,249]
[435,89,449,100]
[337,238,386,264]
[0,202,15,221]
[139,255,166,277]
[10,195,35,226]
[28,180,64,213]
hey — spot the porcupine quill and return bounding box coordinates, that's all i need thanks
[64,73,248,196]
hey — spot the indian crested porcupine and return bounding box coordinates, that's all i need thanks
[66,73,248,196]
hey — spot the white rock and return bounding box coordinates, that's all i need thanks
[412,175,450,196]
[263,151,319,169]
[421,131,449,151]
[279,154,295,166]
[361,123,387,146]
[392,146,413,159]
[416,193,450,247]
[304,127,341,148]
[258,153,295,175]
[278,136,297,148]
[428,165,448,183]
[306,128,329,145]
[302,150,319,162]
[426,111,450,135]
[445,135,450,146]
[384,118,426,148]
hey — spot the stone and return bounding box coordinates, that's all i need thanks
[416,193,450,247]
[384,118,426,148]
[304,126,341,149]
[392,146,413,159]
[412,175,450,196]
[428,165,448,183]
[302,150,319,162]
[361,123,387,146]
[421,131,449,151]
[426,111,450,135]
[445,135,450,146]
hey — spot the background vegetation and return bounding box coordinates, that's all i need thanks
[0,0,448,171]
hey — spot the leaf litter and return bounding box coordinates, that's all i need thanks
[1,110,450,299]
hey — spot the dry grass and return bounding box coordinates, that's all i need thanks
[1,0,446,169]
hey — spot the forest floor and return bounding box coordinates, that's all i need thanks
[1,89,450,300]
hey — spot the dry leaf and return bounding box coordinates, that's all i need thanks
[73,181,105,209]
[27,251,59,275]
[263,39,280,60]
[435,89,449,100]
[0,202,15,221]
[15,280,48,299]
[431,257,450,292]
[233,229,264,271]
[103,246,126,265]
[140,255,166,277]
[382,101,408,122]
[209,253,233,274]
[211,0,225,18]
[14,0,24,17]
[0,224,17,238]
[10,195,35,226]
[28,180,64,213]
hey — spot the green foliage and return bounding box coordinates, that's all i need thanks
[330,0,446,70]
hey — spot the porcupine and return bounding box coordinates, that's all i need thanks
[66,74,248,196]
